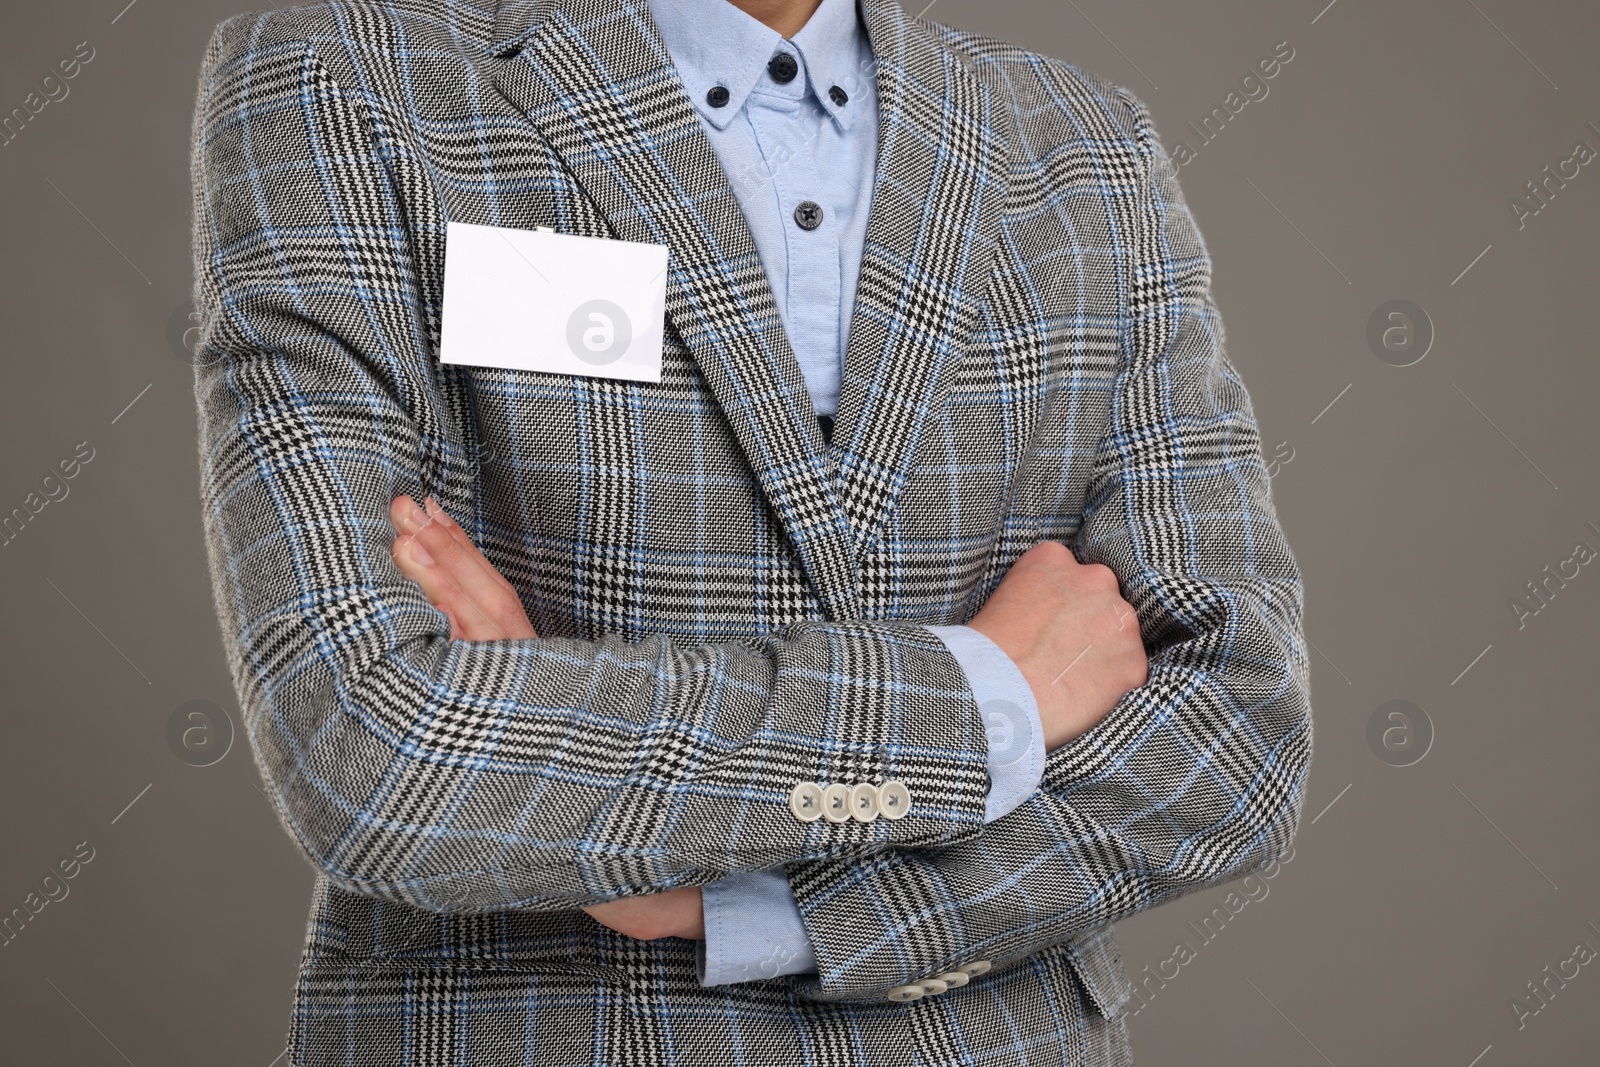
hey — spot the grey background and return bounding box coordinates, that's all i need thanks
[2,0,1596,1063]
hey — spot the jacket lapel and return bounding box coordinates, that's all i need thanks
[487,0,1013,612]
[831,0,1012,555]
[488,0,865,620]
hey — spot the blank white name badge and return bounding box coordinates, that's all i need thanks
[439,221,669,383]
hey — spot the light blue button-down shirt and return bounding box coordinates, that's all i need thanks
[648,0,1046,987]
[649,0,878,417]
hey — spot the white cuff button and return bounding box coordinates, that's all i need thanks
[893,966,977,1002]
[850,782,880,822]
[822,783,852,823]
[876,780,911,820]
[788,782,825,822]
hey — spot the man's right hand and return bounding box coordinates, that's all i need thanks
[967,541,1148,752]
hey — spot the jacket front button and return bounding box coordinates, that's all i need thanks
[876,780,911,819]
[822,783,852,823]
[886,984,924,1002]
[788,782,825,822]
[849,782,880,822]
[959,960,993,977]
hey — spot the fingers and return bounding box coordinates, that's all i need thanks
[582,898,657,940]
[582,888,705,941]
[410,512,533,636]
[392,529,500,640]
[389,495,537,641]
[421,496,521,598]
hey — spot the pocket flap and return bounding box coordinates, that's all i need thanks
[1065,923,1134,1019]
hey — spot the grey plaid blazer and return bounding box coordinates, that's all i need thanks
[190,0,1312,1063]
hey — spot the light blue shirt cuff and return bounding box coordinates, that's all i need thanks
[695,867,819,986]
[924,624,1046,822]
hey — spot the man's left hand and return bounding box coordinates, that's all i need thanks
[390,494,705,941]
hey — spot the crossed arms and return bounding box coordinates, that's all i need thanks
[385,496,1150,944]
[191,24,1310,1004]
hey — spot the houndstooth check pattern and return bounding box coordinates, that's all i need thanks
[190,0,1311,1063]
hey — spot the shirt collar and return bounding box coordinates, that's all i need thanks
[648,0,872,132]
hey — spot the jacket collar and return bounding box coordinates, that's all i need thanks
[489,0,1011,617]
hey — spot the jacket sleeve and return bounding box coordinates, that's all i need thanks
[188,18,992,915]
[697,625,1045,987]
[778,85,1313,1004]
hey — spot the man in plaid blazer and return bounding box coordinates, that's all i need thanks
[190,0,1312,1062]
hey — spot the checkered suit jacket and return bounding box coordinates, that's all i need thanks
[190,0,1312,1063]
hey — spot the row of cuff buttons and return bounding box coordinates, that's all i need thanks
[887,960,992,1002]
[788,780,911,823]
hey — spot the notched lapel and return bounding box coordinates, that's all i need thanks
[488,0,865,620]
[831,0,1012,555]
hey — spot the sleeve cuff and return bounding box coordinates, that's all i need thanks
[924,624,1045,821]
[695,868,819,987]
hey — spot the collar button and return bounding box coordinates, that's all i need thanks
[768,52,799,84]
[706,85,730,108]
[829,85,848,106]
